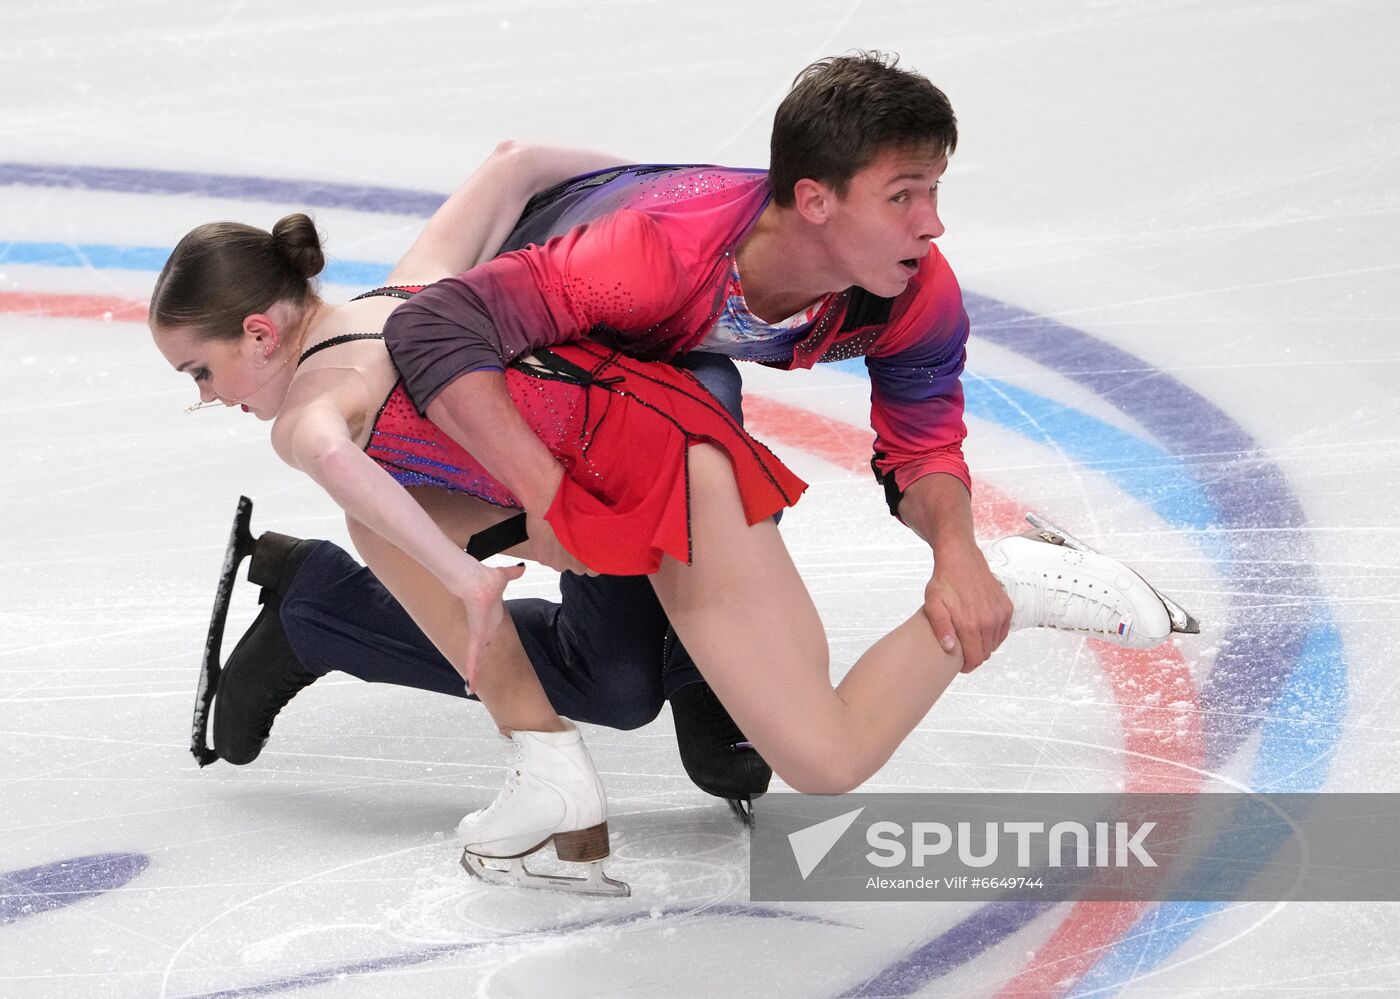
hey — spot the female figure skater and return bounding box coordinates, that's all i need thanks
[150,142,1179,894]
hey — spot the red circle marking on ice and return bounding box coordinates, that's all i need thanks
[0,291,149,322]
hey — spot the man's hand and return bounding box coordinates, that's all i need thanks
[518,463,596,576]
[922,545,1012,672]
[896,474,1012,674]
[524,510,595,576]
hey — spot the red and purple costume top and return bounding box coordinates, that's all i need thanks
[383,164,972,507]
[337,289,806,576]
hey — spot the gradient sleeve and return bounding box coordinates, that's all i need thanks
[865,252,972,513]
[383,210,693,413]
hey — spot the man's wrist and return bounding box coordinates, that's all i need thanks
[931,532,983,567]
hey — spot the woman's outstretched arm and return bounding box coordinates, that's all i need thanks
[270,371,522,686]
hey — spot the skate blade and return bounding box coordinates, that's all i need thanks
[191,495,259,766]
[727,792,763,829]
[460,849,631,898]
[1024,512,1202,636]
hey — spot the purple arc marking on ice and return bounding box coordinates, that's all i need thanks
[175,904,848,999]
[0,852,150,923]
[0,162,447,216]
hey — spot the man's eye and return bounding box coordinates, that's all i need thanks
[891,192,909,204]
[193,368,210,382]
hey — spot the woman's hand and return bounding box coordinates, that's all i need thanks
[449,560,528,692]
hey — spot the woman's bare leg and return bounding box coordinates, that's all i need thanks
[649,446,964,793]
[346,497,562,735]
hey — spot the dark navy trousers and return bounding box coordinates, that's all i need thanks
[274,353,745,730]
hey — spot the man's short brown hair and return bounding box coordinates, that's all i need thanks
[769,51,958,208]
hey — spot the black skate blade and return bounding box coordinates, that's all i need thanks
[727,794,759,829]
[1024,512,1203,636]
[460,849,631,897]
[191,496,258,767]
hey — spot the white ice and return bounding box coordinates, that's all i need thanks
[2,1,1398,996]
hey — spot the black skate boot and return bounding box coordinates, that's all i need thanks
[191,497,320,766]
[669,680,772,827]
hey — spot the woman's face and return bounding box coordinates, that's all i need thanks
[153,320,292,421]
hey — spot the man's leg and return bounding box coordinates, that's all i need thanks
[208,534,467,765]
[207,532,327,765]
[209,536,668,764]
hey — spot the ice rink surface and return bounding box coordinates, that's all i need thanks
[3,1,1398,995]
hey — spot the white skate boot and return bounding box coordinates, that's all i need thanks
[985,515,1199,649]
[458,721,629,897]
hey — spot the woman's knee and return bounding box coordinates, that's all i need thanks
[779,756,870,795]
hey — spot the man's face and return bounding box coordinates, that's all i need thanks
[822,146,948,297]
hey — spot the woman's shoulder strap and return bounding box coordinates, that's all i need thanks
[297,333,385,367]
[297,284,425,364]
[349,285,427,302]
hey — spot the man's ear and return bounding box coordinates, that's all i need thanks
[791,177,835,224]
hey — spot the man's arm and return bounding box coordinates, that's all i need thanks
[381,144,636,573]
[896,473,1011,672]
[863,250,1011,670]
[384,210,695,572]
[424,369,582,572]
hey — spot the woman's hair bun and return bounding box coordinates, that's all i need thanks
[271,213,326,280]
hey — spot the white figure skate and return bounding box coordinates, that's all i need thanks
[985,514,1200,648]
[458,721,629,897]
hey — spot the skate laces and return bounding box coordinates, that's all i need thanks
[251,665,316,743]
[1003,571,1129,638]
[704,691,752,753]
[474,749,526,823]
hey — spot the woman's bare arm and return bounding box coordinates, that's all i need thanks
[270,372,522,683]
[388,140,627,284]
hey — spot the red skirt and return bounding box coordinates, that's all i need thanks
[366,341,808,575]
